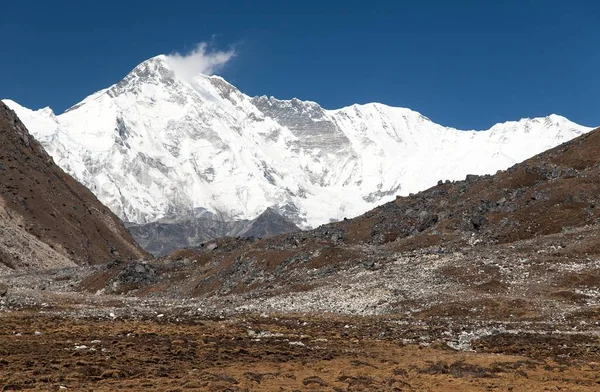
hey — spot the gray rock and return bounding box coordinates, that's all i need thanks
[115,262,157,285]
[0,282,8,297]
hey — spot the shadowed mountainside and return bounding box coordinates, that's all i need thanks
[127,207,299,256]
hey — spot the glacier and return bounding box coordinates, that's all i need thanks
[2,55,595,228]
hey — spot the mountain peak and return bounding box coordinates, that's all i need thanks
[127,54,172,78]
[5,63,596,230]
[105,55,177,98]
[99,54,244,107]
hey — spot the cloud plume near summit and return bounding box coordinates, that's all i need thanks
[166,42,235,81]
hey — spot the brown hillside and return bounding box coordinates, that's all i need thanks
[0,101,148,271]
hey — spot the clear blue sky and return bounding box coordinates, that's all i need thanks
[1,0,598,129]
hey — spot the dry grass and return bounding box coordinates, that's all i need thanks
[2,311,600,391]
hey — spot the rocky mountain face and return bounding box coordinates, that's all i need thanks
[0,102,148,272]
[243,207,300,238]
[2,55,594,231]
[127,207,299,256]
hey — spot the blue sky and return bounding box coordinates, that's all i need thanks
[1,0,598,129]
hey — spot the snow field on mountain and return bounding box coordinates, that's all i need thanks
[3,56,594,227]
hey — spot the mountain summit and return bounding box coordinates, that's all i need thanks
[2,56,594,228]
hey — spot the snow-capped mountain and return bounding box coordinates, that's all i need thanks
[3,55,594,228]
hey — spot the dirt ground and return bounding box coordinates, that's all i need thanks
[1,310,600,392]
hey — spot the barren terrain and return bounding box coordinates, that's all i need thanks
[2,298,600,391]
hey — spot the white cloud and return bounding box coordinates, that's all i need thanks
[166,42,235,81]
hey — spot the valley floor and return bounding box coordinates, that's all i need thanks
[1,303,600,391]
[3,225,600,391]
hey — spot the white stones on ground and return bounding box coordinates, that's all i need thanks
[247,329,284,338]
